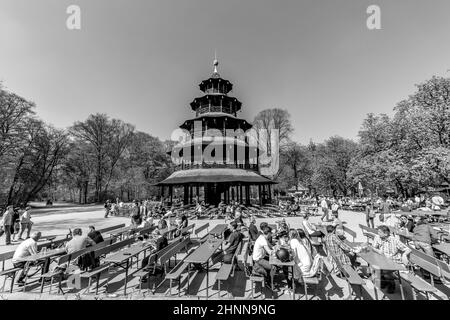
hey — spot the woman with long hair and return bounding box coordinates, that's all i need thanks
[289,229,323,279]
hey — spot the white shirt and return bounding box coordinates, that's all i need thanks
[321,200,328,209]
[302,219,316,235]
[252,235,270,261]
[12,238,38,263]
[290,238,312,275]
[20,210,31,223]
[432,196,444,206]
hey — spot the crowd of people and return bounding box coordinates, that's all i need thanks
[0,206,34,245]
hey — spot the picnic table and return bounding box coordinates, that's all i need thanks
[433,243,450,257]
[104,240,156,295]
[269,253,295,300]
[392,228,413,242]
[108,226,134,240]
[358,247,407,300]
[208,224,228,238]
[185,238,223,299]
[17,248,66,284]
[160,226,177,239]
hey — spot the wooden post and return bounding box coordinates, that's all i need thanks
[258,185,262,206]
[268,184,272,203]
[184,185,189,205]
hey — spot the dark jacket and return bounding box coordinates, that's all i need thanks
[88,230,104,244]
[413,223,436,244]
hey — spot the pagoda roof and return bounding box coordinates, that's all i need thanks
[155,168,276,186]
[190,95,242,111]
[199,77,233,93]
[180,113,252,130]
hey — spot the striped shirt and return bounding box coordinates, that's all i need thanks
[372,235,408,264]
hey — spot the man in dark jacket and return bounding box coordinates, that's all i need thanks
[87,226,104,244]
[248,216,259,241]
[412,217,438,256]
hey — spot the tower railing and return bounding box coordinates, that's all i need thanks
[177,163,258,171]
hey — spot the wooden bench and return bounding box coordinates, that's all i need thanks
[97,224,126,234]
[406,248,446,300]
[179,224,195,238]
[358,224,377,243]
[342,226,357,242]
[73,238,137,294]
[194,223,210,243]
[341,265,365,300]
[134,236,185,292]
[39,253,72,294]
[215,241,243,298]
[0,250,22,293]
[324,242,365,300]
[80,264,111,295]
[39,239,117,294]
[242,248,266,299]
[158,237,191,296]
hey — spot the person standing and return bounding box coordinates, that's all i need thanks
[365,202,376,229]
[1,206,14,245]
[331,200,339,220]
[11,208,20,242]
[378,196,391,224]
[18,206,33,240]
[104,200,111,218]
[320,197,329,222]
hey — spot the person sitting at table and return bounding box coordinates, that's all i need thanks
[234,210,245,229]
[273,231,293,294]
[289,229,323,279]
[87,226,104,244]
[12,231,42,286]
[371,225,411,293]
[399,215,414,233]
[296,228,313,257]
[139,215,154,230]
[258,222,275,245]
[152,218,168,236]
[412,216,438,257]
[220,222,243,264]
[173,214,188,238]
[65,228,96,254]
[140,229,168,282]
[252,226,274,282]
[302,213,324,238]
[324,225,359,273]
[248,215,259,242]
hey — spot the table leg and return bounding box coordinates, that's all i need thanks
[371,267,379,300]
[397,271,405,300]
[187,263,191,295]
[292,266,295,300]
[271,266,275,299]
[206,260,209,300]
[124,260,129,296]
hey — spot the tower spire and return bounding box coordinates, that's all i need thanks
[213,50,219,76]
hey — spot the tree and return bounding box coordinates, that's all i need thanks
[70,114,135,202]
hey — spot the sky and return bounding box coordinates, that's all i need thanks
[1,0,450,144]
